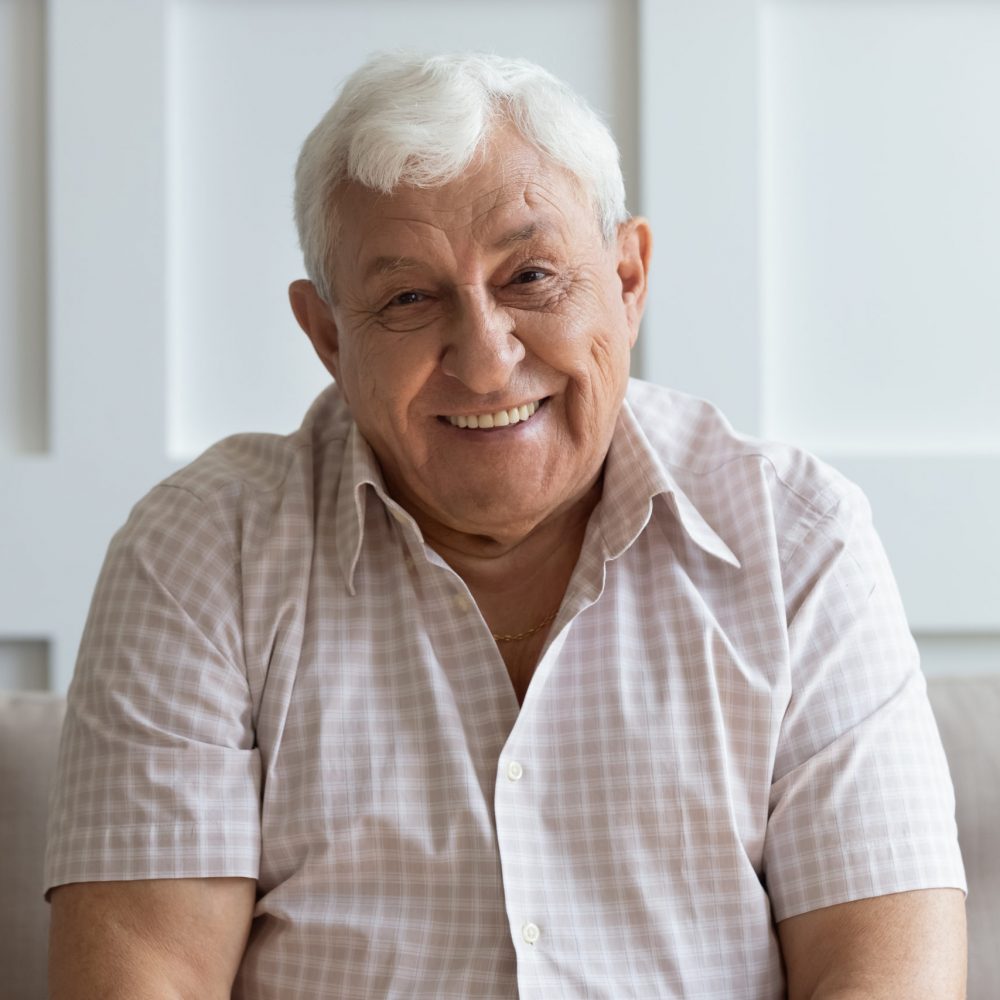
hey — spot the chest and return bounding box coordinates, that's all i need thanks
[497,632,548,706]
[257,538,787,846]
[243,528,793,994]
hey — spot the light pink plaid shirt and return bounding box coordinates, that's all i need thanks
[46,379,965,998]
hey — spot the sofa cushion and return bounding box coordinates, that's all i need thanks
[927,676,1000,1000]
[0,692,66,1000]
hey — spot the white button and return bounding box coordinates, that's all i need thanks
[453,594,472,612]
[506,760,524,782]
[522,922,540,945]
[391,509,407,525]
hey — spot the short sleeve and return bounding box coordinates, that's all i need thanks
[44,484,261,894]
[763,485,966,921]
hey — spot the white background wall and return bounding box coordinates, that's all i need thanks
[1,0,997,691]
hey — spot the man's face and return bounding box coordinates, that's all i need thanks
[292,132,650,545]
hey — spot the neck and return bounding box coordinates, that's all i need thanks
[420,480,600,660]
[419,474,602,588]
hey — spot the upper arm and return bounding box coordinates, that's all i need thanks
[45,486,262,897]
[46,485,261,998]
[763,489,966,920]
[49,877,256,999]
[767,489,967,994]
[777,888,967,999]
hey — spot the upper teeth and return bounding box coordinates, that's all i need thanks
[447,400,540,429]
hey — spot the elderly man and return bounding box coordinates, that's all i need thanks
[46,53,965,998]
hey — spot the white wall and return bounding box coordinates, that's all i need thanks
[1,0,997,691]
[640,0,1000,678]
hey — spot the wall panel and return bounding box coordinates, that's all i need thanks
[917,633,1000,679]
[0,0,47,455]
[641,0,1000,675]
[762,1,1000,453]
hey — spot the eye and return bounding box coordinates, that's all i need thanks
[385,290,427,309]
[511,269,548,285]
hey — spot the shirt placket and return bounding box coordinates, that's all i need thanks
[492,555,611,999]
[395,501,618,996]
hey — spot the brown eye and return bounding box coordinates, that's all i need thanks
[512,269,547,285]
[382,291,427,309]
[386,290,426,308]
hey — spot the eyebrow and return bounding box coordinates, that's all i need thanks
[491,221,550,249]
[363,256,424,282]
[361,221,555,283]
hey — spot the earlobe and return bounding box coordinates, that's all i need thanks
[289,279,341,382]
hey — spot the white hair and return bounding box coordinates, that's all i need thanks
[294,51,628,303]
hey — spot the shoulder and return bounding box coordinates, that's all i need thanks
[106,385,351,595]
[128,384,349,529]
[160,384,350,507]
[625,379,871,561]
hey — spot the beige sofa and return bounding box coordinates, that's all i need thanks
[2,679,998,999]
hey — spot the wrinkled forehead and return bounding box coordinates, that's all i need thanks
[324,132,603,298]
[350,137,591,230]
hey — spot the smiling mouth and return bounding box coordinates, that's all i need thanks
[441,398,545,430]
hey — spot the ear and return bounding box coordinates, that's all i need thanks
[616,217,652,347]
[289,279,342,383]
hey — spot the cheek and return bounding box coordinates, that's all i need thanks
[540,311,631,438]
[580,290,633,386]
[544,303,631,392]
[342,336,398,398]
[344,336,438,429]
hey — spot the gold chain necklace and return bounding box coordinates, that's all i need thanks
[491,609,558,644]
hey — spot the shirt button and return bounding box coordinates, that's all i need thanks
[522,922,540,945]
[391,508,407,525]
[506,760,524,782]
[453,594,472,612]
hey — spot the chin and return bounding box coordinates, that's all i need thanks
[434,492,554,539]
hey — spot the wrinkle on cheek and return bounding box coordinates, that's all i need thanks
[588,333,622,384]
[351,336,380,381]
[588,345,618,422]
[342,336,389,415]
[558,331,628,441]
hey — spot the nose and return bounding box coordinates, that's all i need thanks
[440,289,525,394]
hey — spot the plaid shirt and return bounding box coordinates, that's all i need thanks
[46,378,965,998]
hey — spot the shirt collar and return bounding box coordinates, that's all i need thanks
[598,398,741,569]
[334,422,410,596]
[333,395,740,593]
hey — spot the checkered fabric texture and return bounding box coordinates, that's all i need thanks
[46,379,966,998]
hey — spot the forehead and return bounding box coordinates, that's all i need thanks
[335,135,597,254]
